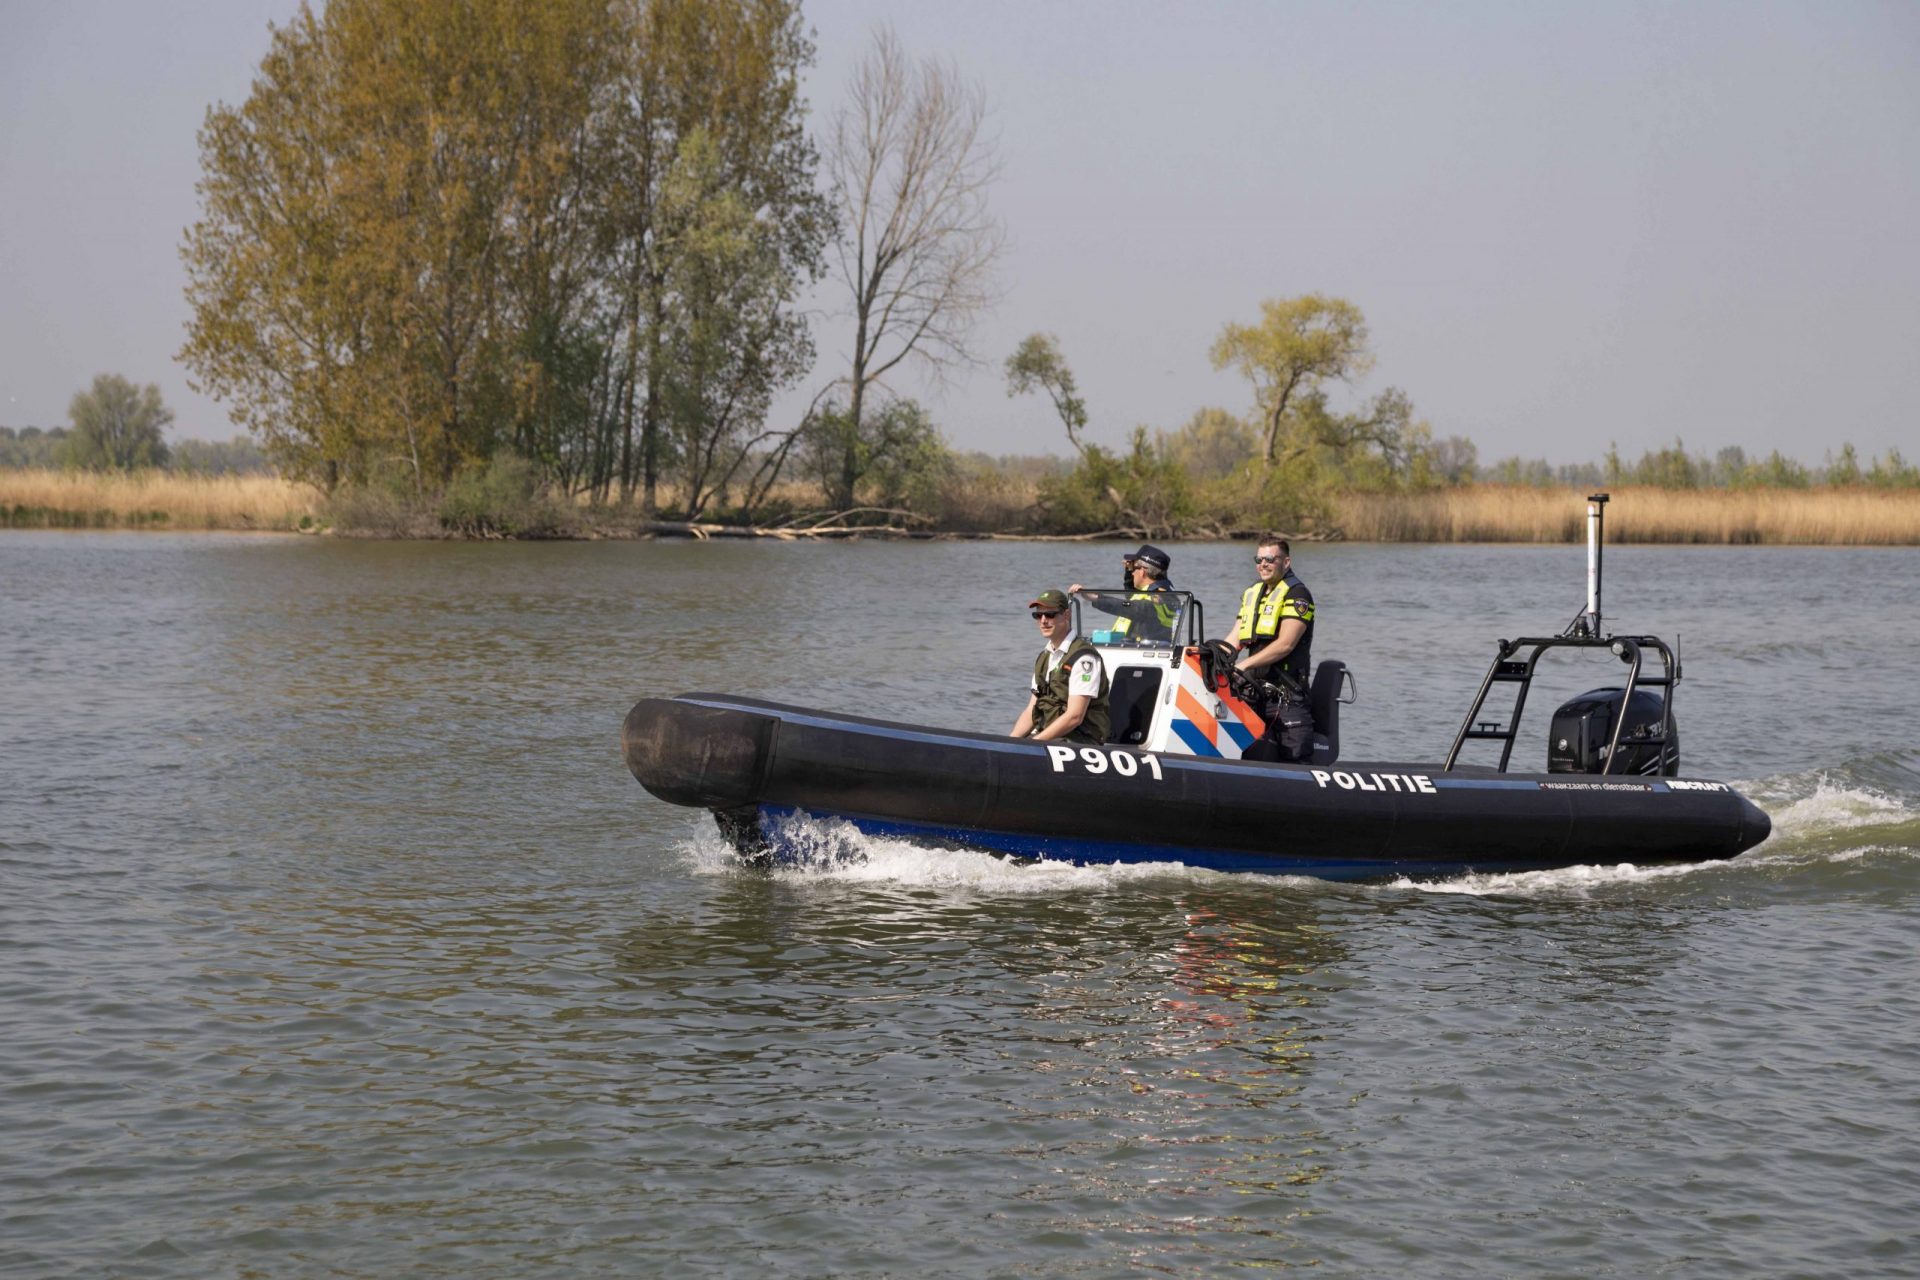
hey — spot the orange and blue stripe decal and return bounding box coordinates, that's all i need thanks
[1218,689,1266,746]
[1172,686,1258,756]
[1173,686,1223,755]
[1168,656,1262,756]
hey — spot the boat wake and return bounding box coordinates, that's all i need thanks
[1393,755,1920,897]
[672,811,1297,894]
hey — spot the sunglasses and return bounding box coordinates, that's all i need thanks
[1031,609,1064,620]
[1255,554,1284,565]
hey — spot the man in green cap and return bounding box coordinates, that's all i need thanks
[1009,589,1112,744]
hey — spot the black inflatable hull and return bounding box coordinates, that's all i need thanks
[622,694,1772,881]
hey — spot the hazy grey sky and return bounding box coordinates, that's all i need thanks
[3,0,1916,465]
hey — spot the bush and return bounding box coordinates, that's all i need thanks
[437,455,567,537]
[1036,429,1195,536]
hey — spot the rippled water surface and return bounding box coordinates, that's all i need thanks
[3,534,1916,1277]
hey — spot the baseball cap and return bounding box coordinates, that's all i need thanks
[1027,588,1069,611]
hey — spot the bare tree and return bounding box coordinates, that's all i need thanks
[818,26,1004,511]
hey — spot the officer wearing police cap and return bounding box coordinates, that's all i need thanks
[1069,544,1178,643]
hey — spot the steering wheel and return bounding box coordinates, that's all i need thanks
[1202,639,1266,705]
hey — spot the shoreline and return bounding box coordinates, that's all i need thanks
[7,525,1912,552]
[5,469,1919,546]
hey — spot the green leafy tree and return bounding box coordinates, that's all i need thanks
[1428,434,1479,485]
[1037,428,1193,537]
[63,374,172,470]
[1825,443,1862,486]
[171,436,272,475]
[182,0,623,492]
[1209,295,1372,469]
[1628,439,1702,488]
[1160,408,1257,483]
[1005,333,1089,455]
[858,400,953,514]
[1710,446,1748,487]
[653,130,815,521]
[1752,450,1810,488]
[799,396,950,520]
[606,0,828,512]
[0,426,71,468]
[1866,448,1919,487]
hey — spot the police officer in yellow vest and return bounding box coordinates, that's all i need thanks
[1224,536,1316,761]
[1069,544,1179,644]
[1010,589,1112,744]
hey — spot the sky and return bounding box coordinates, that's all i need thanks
[2,0,1917,466]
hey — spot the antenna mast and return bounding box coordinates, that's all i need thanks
[1584,492,1609,638]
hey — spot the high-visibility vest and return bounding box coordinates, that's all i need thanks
[1237,574,1316,690]
[1110,583,1178,641]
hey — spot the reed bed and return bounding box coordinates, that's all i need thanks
[6,466,1918,544]
[1334,486,1920,545]
[0,468,320,530]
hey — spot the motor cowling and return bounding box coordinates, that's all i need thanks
[1547,687,1678,776]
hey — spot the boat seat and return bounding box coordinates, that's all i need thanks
[1308,660,1346,764]
[1104,666,1163,745]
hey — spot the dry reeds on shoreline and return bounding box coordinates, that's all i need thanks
[5,467,1919,544]
[0,468,320,531]
[1333,486,1920,546]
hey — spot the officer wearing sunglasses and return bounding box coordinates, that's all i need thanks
[1223,536,1316,761]
[1009,589,1111,743]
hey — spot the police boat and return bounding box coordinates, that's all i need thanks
[623,495,1770,881]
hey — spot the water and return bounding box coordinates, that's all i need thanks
[2,533,1916,1277]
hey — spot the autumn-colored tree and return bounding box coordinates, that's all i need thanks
[181,0,824,505]
[182,1,623,491]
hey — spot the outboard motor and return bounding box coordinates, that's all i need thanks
[1548,687,1678,776]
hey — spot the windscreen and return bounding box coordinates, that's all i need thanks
[1072,589,1193,649]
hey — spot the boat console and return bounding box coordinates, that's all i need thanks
[1070,587,1353,764]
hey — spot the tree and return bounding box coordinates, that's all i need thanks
[604,0,828,513]
[1209,295,1372,468]
[1005,333,1088,455]
[818,25,1004,511]
[1161,408,1257,482]
[798,396,950,517]
[182,0,624,492]
[1429,434,1479,485]
[180,0,825,507]
[63,375,172,470]
[653,129,814,521]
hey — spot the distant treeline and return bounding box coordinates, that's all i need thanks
[0,426,270,475]
[1476,440,1919,491]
